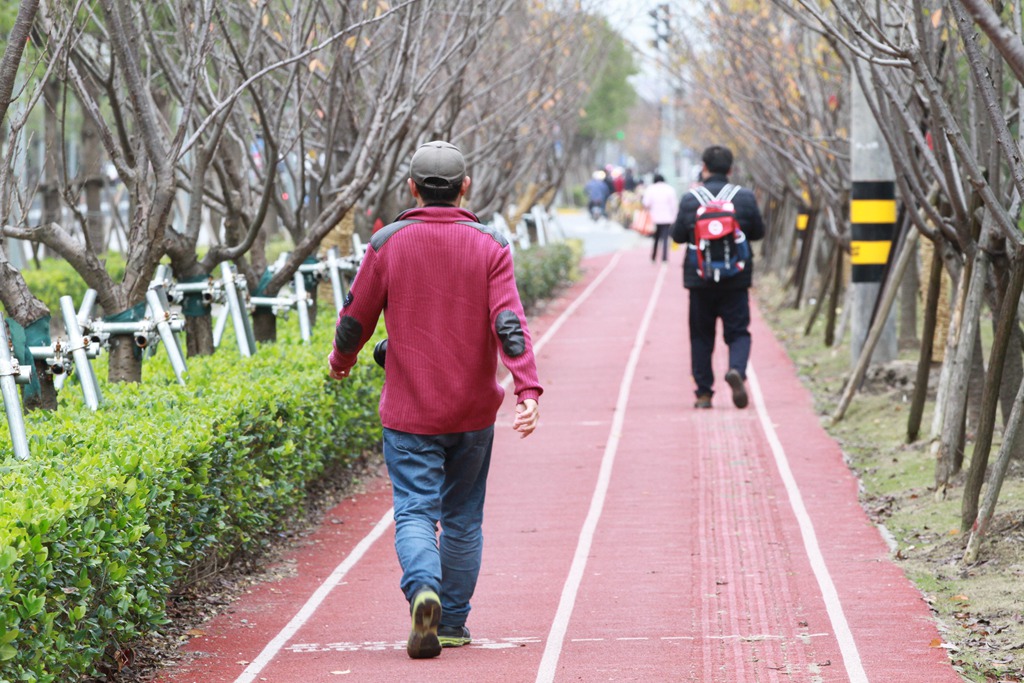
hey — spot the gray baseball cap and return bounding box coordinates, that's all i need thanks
[410,141,466,190]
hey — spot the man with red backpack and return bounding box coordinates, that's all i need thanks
[672,145,766,409]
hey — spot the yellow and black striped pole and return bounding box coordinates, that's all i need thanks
[850,181,895,283]
[796,189,810,236]
[849,70,897,366]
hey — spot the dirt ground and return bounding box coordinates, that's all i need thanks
[756,278,1024,683]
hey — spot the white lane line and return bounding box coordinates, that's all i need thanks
[236,253,623,681]
[535,264,668,683]
[501,252,623,390]
[747,365,869,683]
[234,511,393,683]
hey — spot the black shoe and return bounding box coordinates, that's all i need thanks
[725,369,748,409]
[438,624,472,648]
[407,589,441,659]
[694,394,712,409]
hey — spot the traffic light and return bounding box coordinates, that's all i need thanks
[649,4,671,51]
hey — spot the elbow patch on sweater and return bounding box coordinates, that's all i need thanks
[335,315,363,354]
[495,310,526,357]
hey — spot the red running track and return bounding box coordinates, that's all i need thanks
[158,244,961,683]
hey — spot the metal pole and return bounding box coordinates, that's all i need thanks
[849,62,897,366]
[0,321,31,460]
[213,303,229,348]
[531,206,548,247]
[236,275,257,354]
[293,272,311,343]
[327,247,345,312]
[146,288,188,384]
[221,263,256,357]
[77,289,97,326]
[59,296,102,410]
[55,289,99,392]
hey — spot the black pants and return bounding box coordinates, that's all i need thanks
[651,224,672,261]
[688,287,751,397]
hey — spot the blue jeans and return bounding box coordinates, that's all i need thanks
[383,426,494,629]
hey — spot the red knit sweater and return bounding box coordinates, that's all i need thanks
[328,205,543,434]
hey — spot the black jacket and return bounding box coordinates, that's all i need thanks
[671,174,766,290]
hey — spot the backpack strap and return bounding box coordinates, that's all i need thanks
[689,186,716,206]
[715,184,742,202]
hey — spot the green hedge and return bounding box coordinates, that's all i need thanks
[514,239,583,313]
[0,239,579,679]
[0,323,383,681]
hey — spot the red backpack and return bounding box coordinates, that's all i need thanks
[688,184,751,282]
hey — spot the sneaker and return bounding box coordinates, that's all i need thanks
[725,369,748,409]
[438,624,472,648]
[694,394,712,409]
[407,589,442,659]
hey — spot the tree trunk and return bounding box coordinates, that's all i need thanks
[999,321,1023,430]
[80,94,106,253]
[825,246,844,347]
[804,238,837,336]
[908,237,944,443]
[252,309,277,343]
[936,237,988,489]
[965,329,986,441]
[899,236,919,350]
[963,371,1024,564]
[24,360,57,411]
[961,256,1024,531]
[185,315,215,357]
[791,210,816,309]
[106,335,142,383]
[42,79,62,231]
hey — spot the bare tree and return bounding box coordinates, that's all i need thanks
[0,0,65,410]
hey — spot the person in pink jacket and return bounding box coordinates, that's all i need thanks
[642,173,679,262]
[328,141,542,660]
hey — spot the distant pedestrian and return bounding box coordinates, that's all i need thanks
[642,173,678,263]
[584,171,611,220]
[623,168,639,192]
[328,140,542,659]
[672,145,766,409]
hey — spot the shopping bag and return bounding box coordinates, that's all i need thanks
[631,209,654,236]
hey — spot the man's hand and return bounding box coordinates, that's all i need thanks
[328,354,350,380]
[513,399,539,438]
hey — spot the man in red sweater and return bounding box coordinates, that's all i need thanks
[328,141,542,659]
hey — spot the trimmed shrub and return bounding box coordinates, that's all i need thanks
[0,323,383,680]
[514,239,582,314]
